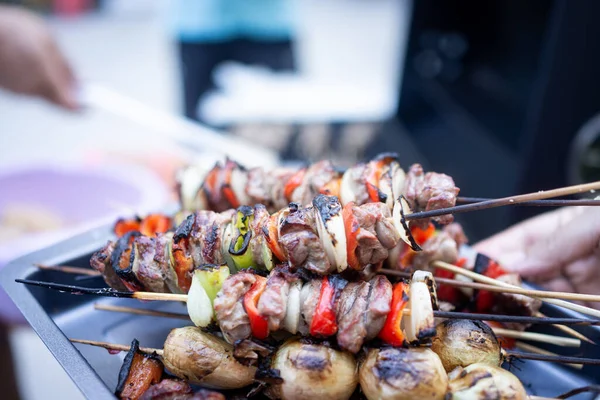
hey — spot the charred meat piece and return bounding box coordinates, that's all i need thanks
[90,241,128,291]
[352,202,399,269]
[404,163,460,228]
[257,270,291,332]
[412,231,459,272]
[364,275,393,340]
[132,236,169,293]
[139,379,192,400]
[154,232,181,294]
[298,278,322,335]
[279,205,333,275]
[443,223,469,247]
[214,272,256,343]
[290,160,339,206]
[335,281,370,353]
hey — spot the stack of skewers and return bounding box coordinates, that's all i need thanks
[22,154,600,400]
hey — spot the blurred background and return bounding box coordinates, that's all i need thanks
[1,0,600,398]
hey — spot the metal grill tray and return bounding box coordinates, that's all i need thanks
[1,225,600,400]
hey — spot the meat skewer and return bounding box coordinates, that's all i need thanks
[433,260,600,319]
[93,303,582,348]
[177,155,460,227]
[17,270,594,354]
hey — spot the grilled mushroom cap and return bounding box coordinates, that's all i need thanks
[447,363,527,400]
[431,319,502,372]
[266,340,358,400]
[359,347,448,400]
[162,327,256,389]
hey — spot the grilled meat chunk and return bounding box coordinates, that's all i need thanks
[298,278,322,335]
[214,272,256,343]
[139,379,193,400]
[364,275,393,340]
[404,163,459,228]
[412,231,459,271]
[352,202,400,269]
[279,206,333,275]
[290,160,339,206]
[336,281,370,353]
[90,241,128,291]
[257,270,291,332]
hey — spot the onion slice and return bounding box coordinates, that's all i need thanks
[402,270,436,344]
[340,165,361,205]
[283,280,302,334]
[390,161,406,203]
[187,270,214,327]
[392,196,421,251]
[176,165,208,211]
[313,195,348,272]
[230,164,250,206]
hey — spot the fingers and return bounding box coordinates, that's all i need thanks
[40,39,79,110]
[518,207,600,275]
[473,207,581,268]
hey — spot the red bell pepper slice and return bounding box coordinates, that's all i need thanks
[221,160,240,209]
[475,257,508,313]
[114,218,141,238]
[244,276,269,340]
[310,277,339,337]
[378,282,409,346]
[263,213,286,262]
[139,214,172,237]
[434,257,466,304]
[283,169,306,202]
[364,159,388,202]
[342,202,361,270]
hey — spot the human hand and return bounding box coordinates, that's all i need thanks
[0,5,78,110]
[474,206,600,307]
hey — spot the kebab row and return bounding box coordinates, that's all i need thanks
[94,193,455,294]
[86,319,538,400]
[176,154,459,229]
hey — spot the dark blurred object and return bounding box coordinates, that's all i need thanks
[180,39,294,121]
[395,0,600,240]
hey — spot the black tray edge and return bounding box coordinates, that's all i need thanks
[0,225,116,400]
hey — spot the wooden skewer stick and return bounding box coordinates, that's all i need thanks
[16,279,600,326]
[94,303,581,348]
[382,268,597,344]
[94,303,190,320]
[406,180,600,221]
[515,342,582,370]
[456,197,600,207]
[35,264,101,276]
[382,268,600,302]
[535,311,594,345]
[432,261,600,319]
[71,338,163,356]
[492,327,580,348]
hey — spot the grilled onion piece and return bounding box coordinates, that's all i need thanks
[447,364,527,400]
[359,347,448,400]
[403,270,436,344]
[313,195,348,272]
[162,327,256,389]
[266,340,358,400]
[431,319,502,372]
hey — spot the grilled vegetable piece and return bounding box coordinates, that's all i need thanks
[447,364,527,400]
[116,339,163,400]
[162,327,256,389]
[266,340,358,400]
[359,347,448,400]
[431,319,502,372]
